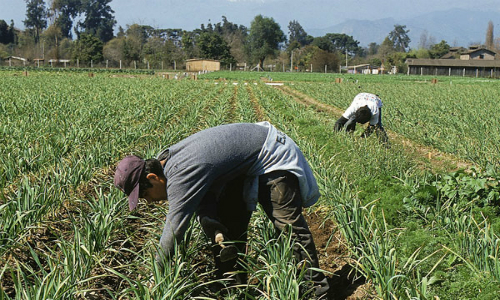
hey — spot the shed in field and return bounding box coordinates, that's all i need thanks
[345,64,383,75]
[406,46,500,77]
[6,56,27,66]
[460,46,496,60]
[185,59,220,72]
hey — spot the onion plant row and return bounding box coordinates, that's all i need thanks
[288,80,500,170]
[1,71,499,299]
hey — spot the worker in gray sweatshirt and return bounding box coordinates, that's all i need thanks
[114,121,329,298]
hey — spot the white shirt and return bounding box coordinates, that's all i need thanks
[342,93,383,125]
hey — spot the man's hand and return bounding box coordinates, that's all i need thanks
[200,216,228,240]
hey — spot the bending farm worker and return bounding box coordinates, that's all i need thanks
[113,121,329,299]
[334,92,389,143]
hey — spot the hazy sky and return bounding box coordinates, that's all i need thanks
[1,0,499,33]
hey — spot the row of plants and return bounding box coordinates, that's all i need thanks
[0,66,156,75]
[1,70,499,299]
[250,81,500,299]
[288,79,500,170]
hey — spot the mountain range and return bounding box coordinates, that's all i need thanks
[306,8,499,48]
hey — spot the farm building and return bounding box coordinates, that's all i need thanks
[5,56,27,66]
[185,59,220,72]
[406,46,500,77]
[48,59,71,67]
[345,64,382,75]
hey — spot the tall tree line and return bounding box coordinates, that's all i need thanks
[7,1,497,73]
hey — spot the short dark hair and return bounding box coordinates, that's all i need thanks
[355,106,372,124]
[138,158,164,197]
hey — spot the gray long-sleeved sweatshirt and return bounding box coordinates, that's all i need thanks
[156,122,320,260]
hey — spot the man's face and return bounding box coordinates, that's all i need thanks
[141,174,167,203]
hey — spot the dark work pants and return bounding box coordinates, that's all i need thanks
[213,171,329,297]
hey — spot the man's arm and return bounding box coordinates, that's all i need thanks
[156,163,214,265]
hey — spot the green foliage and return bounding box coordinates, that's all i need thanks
[77,0,116,43]
[197,31,235,64]
[429,40,451,59]
[322,33,361,56]
[2,71,500,299]
[72,33,103,62]
[287,20,313,50]
[52,0,82,39]
[431,267,500,300]
[246,15,286,66]
[0,20,15,44]
[388,24,411,53]
[23,0,48,43]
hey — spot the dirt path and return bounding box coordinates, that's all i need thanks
[305,211,374,299]
[273,84,478,299]
[276,84,473,173]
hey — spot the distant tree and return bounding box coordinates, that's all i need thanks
[181,30,199,58]
[103,35,125,62]
[42,24,63,59]
[72,32,103,62]
[77,0,116,43]
[197,31,235,64]
[116,26,125,38]
[378,36,395,58]
[201,16,247,62]
[51,0,82,39]
[24,0,48,43]
[312,36,332,52]
[312,33,360,56]
[429,40,450,59]
[287,20,313,50]
[328,33,361,56]
[486,21,494,50]
[120,24,150,62]
[410,48,431,59]
[246,15,285,67]
[369,57,382,67]
[419,30,429,49]
[388,24,410,52]
[0,20,14,44]
[367,42,379,56]
[307,45,340,72]
[9,20,16,44]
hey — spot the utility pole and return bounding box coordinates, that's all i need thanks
[345,51,348,74]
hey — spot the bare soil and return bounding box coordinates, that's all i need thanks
[305,210,375,300]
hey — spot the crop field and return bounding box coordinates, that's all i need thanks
[1,69,500,299]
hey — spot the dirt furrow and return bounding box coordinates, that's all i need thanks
[276,84,473,173]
